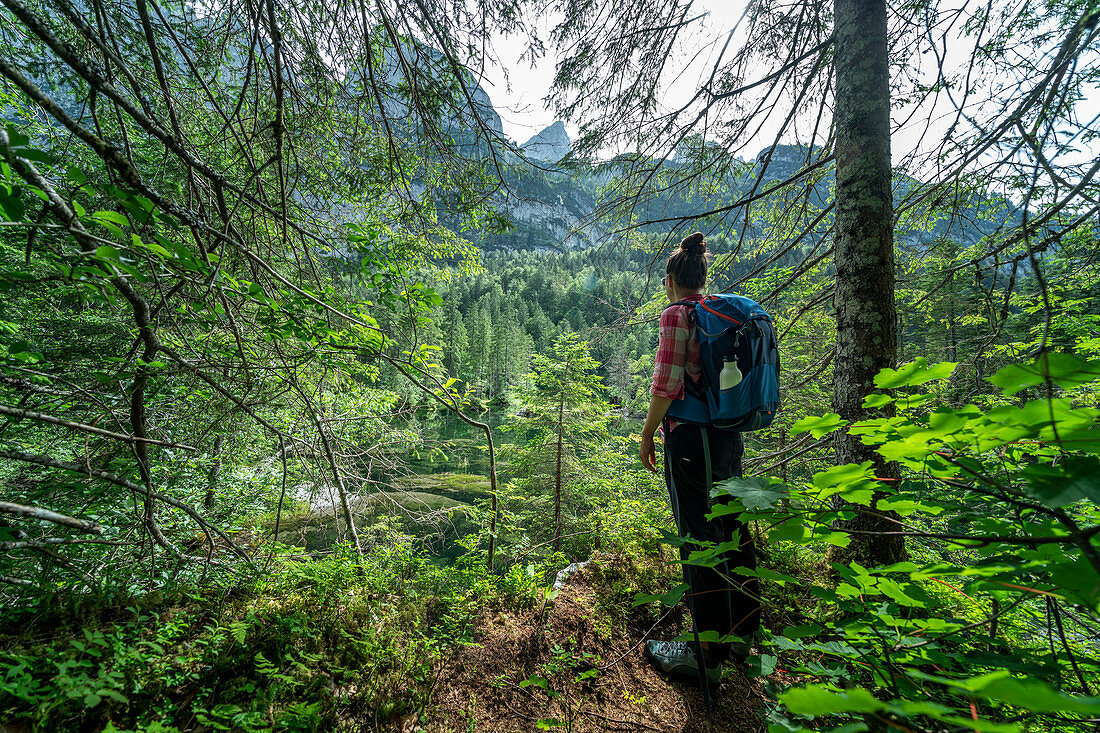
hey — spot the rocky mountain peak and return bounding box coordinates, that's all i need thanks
[521,121,570,163]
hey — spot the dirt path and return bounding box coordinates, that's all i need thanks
[422,555,774,732]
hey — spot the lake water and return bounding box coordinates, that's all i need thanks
[402,409,644,476]
[278,409,644,556]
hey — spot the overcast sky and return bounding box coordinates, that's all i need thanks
[477,0,745,147]
[472,0,1098,174]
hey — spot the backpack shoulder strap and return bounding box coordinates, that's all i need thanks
[662,300,699,330]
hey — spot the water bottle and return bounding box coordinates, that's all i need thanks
[719,358,742,389]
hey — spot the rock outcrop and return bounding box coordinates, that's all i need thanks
[521,120,571,163]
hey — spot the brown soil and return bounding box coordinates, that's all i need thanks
[421,554,776,733]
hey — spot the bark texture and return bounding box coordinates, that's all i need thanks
[831,0,905,565]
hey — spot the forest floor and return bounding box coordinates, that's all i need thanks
[0,546,798,732]
[418,554,783,732]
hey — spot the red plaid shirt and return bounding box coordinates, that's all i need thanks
[651,294,703,402]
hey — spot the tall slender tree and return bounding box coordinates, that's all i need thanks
[830,0,905,564]
[514,333,608,551]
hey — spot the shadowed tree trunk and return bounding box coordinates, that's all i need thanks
[831,0,906,565]
[553,361,567,553]
[204,435,223,511]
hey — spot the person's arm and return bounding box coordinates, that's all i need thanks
[642,305,688,472]
[640,394,672,473]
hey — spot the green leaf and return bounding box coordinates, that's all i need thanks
[1056,428,1100,454]
[812,462,876,491]
[520,675,549,690]
[781,624,823,639]
[94,245,122,262]
[875,497,944,516]
[811,530,852,547]
[0,269,36,283]
[14,146,54,164]
[988,353,1100,395]
[769,520,807,543]
[956,671,1100,714]
[896,701,1016,732]
[0,187,25,221]
[986,399,1097,434]
[132,233,171,258]
[1021,456,1100,508]
[736,566,802,584]
[956,651,1060,676]
[874,577,927,607]
[874,359,956,388]
[928,409,967,433]
[673,629,722,643]
[3,340,43,364]
[100,689,128,703]
[229,620,248,644]
[746,654,777,678]
[120,195,155,224]
[4,125,29,147]
[792,413,848,439]
[780,685,883,715]
[631,583,688,608]
[712,476,788,511]
[811,461,878,504]
[862,393,893,408]
[1050,560,1100,609]
[838,483,875,506]
[91,210,130,227]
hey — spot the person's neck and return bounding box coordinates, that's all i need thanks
[671,288,703,302]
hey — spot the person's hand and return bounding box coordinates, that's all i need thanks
[640,430,658,473]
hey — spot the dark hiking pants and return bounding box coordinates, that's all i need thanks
[662,422,761,660]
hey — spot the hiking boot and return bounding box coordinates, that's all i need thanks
[644,640,721,685]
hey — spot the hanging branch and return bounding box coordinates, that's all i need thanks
[1,538,127,550]
[0,448,256,570]
[0,501,104,535]
[0,404,198,451]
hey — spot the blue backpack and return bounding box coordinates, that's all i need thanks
[664,294,781,431]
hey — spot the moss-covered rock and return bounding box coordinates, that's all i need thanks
[388,472,492,503]
[274,484,484,557]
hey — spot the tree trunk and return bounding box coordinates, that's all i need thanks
[204,435,223,511]
[948,300,958,362]
[553,382,565,552]
[831,0,905,565]
[313,416,362,557]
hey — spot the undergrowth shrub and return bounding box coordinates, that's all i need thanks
[634,356,1100,733]
[0,539,515,732]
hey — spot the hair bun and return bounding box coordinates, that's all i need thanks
[680,231,706,256]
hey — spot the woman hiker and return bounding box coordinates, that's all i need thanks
[639,231,761,685]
